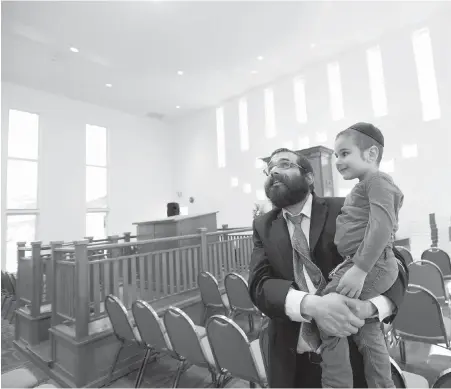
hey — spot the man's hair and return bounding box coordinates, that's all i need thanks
[269,148,315,193]
[335,129,384,165]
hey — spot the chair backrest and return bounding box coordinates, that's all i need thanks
[433,368,451,388]
[408,260,449,301]
[164,306,211,368]
[421,248,451,277]
[2,272,14,295]
[224,273,255,311]
[8,273,16,295]
[393,285,450,346]
[105,295,137,343]
[132,300,171,351]
[207,315,264,384]
[198,272,224,308]
[395,246,414,266]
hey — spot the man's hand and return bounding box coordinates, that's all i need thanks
[345,298,378,320]
[302,293,365,337]
[336,265,367,298]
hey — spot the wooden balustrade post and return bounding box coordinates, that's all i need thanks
[221,224,229,242]
[124,232,131,255]
[84,236,94,243]
[74,240,90,340]
[49,241,63,361]
[109,235,120,289]
[16,242,26,306]
[198,228,208,271]
[30,241,43,317]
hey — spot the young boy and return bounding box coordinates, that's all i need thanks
[319,122,404,388]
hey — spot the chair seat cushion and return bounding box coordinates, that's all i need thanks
[250,339,267,383]
[221,293,230,309]
[402,371,429,388]
[132,326,142,342]
[1,368,38,388]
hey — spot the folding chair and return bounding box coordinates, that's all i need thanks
[225,272,266,334]
[409,260,450,308]
[198,272,229,325]
[392,284,451,364]
[104,295,145,387]
[207,315,267,388]
[433,368,451,388]
[421,248,451,280]
[164,306,226,388]
[132,300,201,388]
[395,246,414,266]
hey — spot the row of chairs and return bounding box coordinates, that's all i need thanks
[397,246,451,280]
[105,295,267,388]
[1,270,17,323]
[198,272,267,333]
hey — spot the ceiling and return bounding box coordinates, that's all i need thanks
[2,1,448,121]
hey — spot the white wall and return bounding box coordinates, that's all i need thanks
[172,12,451,258]
[1,82,176,268]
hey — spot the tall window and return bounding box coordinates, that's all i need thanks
[327,62,344,121]
[5,109,39,273]
[366,45,388,117]
[216,107,226,168]
[239,98,250,151]
[264,88,276,138]
[86,124,108,239]
[412,27,441,121]
[293,77,308,123]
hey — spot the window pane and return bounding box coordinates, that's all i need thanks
[6,214,36,273]
[327,62,344,121]
[8,109,39,160]
[216,107,226,168]
[264,88,276,138]
[86,166,107,208]
[294,77,308,123]
[7,160,38,209]
[86,124,107,166]
[86,212,107,239]
[366,45,388,117]
[239,98,249,151]
[412,28,441,121]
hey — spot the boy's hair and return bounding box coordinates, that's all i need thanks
[336,123,384,165]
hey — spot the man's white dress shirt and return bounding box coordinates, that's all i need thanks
[283,193,394,353]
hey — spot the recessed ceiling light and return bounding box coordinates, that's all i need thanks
[257,55,264,61]
[177,70,184,75]
[70,47,79,53]
[250,70,258,74]
[310,43,316,48]
[105,83,112,88]
[176,105,180,109]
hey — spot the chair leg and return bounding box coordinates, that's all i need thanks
[399,340,406,364]
[172,360,187,388]
[108,341,124,384]
[135,348,151,388]
[248,314,254,333]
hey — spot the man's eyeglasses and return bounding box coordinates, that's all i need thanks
[263,161,306,176]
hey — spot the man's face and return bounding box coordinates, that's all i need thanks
[264,151,312,208]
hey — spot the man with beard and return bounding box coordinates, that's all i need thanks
[248,148,407,388]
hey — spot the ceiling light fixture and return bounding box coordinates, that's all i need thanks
[177,70,184,75]
[176,105,180,109]
[70,47,79,53]
[250,70,258,74]
[310,43,316,48]
[257,55,264,61]
[105,83,112,88]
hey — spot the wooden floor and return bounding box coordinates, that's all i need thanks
[2,310,451,388]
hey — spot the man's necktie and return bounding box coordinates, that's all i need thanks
[285,213,327,352]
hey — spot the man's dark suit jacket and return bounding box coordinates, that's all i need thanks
[248,194,408,388]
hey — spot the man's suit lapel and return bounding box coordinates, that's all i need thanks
[309,195,328,255]
[270,211,295,280]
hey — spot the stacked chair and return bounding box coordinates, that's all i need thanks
[198,272,230,325]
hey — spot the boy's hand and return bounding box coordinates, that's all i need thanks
[336,265,367,299]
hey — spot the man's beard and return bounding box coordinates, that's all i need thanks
[264,174,310,209]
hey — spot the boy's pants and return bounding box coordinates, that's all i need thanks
[318,252,398,388]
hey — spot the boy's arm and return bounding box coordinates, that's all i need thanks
[352,175,399,273]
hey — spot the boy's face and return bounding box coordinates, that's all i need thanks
[334,135,370,180]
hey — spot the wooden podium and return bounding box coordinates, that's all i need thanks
[133,212,219,253]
